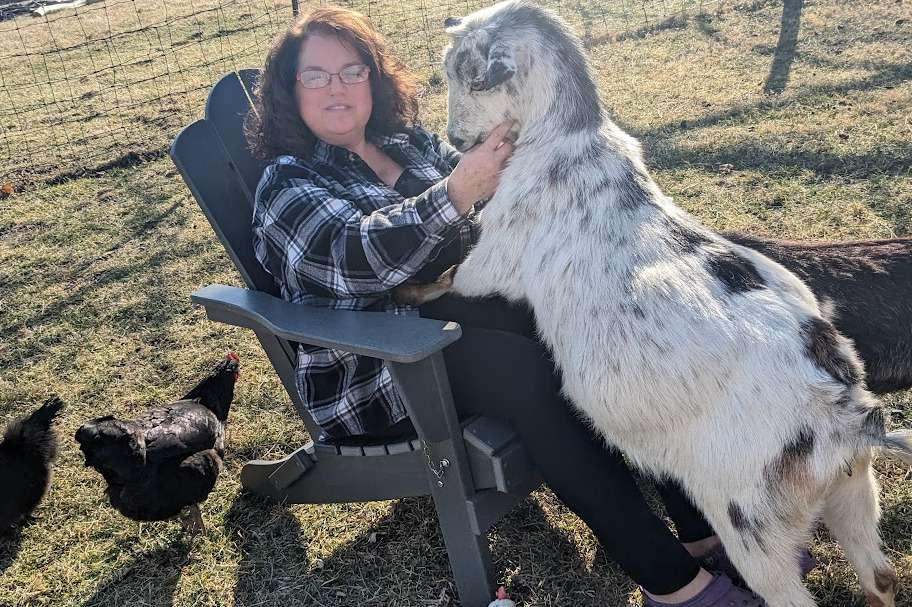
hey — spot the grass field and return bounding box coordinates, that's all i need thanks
[1,0,911,605]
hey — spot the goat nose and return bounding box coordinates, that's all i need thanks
[448,134,465,149]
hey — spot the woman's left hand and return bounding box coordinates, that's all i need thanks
[445,120,516,215]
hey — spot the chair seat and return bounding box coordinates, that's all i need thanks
[312,416,537,495]
[314,435,421,457]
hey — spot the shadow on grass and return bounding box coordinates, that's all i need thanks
[1,199,181,297]
[225,492,311,607]
[0,189,220,372]
[644,135,911,230]
[489,496,636,606]
[808,572,865,607]
[637,61,912,140]
[648,138,912,235]
[878,501,912,559]
[45,149,170,187]
[583,13,688,49]
[763,0,804,94]
[225,439,315,472]
[649,139,912,180]
[0,524,25,576]
[80,539,191,607]
[226,489,628,606]
[225,491,452,606]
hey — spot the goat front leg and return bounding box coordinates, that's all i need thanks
[449,235,524,301]
[393,265,458,305]
[394,234,524,305]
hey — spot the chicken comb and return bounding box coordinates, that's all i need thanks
[226,351,240,363]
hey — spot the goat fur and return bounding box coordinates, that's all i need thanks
[726,233,912,395]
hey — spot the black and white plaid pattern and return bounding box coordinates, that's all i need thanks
[252,126,477,439]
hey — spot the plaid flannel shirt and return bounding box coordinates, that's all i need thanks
[252,126,478,439]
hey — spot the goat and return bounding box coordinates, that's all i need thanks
[726,234,912,395]
[402,2,912,605]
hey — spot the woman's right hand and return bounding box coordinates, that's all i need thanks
[445,120,515,215]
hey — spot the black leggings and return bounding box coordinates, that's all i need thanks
[419,295,713,595]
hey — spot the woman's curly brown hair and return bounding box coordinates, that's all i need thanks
[245,6,419,161]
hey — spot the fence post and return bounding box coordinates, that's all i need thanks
[291,0,299,17]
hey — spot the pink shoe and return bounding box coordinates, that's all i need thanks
[643,573,766,606]
[487,586,516,607]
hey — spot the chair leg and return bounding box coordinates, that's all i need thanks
[431,488,494,607]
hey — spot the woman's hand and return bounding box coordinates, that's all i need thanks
[445,120,515,215]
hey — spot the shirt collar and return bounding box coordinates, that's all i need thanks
[370,130,410,150]
[311,137,350,166]
[310,130,412,167]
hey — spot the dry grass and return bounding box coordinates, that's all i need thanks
[0,0,709,185]
[0,0,292,183]
[1,0,911,605]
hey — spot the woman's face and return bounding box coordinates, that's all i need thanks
[295,33,373,149]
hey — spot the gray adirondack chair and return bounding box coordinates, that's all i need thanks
[169,69,542,607]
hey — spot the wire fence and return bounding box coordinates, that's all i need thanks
[334,0,724,67]
[0,0,293,185]
[0,0,722,187]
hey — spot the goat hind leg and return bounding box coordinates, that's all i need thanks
[822,453,897,607]
[702,499,817,607]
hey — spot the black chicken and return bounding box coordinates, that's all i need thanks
[0,396,64,531]
[75,353,239,532]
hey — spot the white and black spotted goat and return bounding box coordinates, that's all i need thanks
[399,2,912,606]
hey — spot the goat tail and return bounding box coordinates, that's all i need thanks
[857,406,912,466]
[879,430,912,466]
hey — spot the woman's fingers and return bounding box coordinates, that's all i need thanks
[494,141,514,161]
[484,120,515,150]
[446,120,516,213]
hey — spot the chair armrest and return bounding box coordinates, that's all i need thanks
[191,284,462,363]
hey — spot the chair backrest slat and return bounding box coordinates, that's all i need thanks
[170,119,279,297]
[205,69,266,198]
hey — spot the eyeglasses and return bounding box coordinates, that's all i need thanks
[296,64,371,89]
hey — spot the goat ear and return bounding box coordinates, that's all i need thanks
[483,42,517,90]
[443,16,462,33]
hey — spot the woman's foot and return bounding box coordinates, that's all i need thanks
[644,568,715,604]
[643,573,767,606]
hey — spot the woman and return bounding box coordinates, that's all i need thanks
[245,7,778,606]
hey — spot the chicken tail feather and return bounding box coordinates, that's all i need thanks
[2,396,64,461]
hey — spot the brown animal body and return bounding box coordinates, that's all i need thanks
[727,234,912,395]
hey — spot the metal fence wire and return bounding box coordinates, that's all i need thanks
[0,0,721,186]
